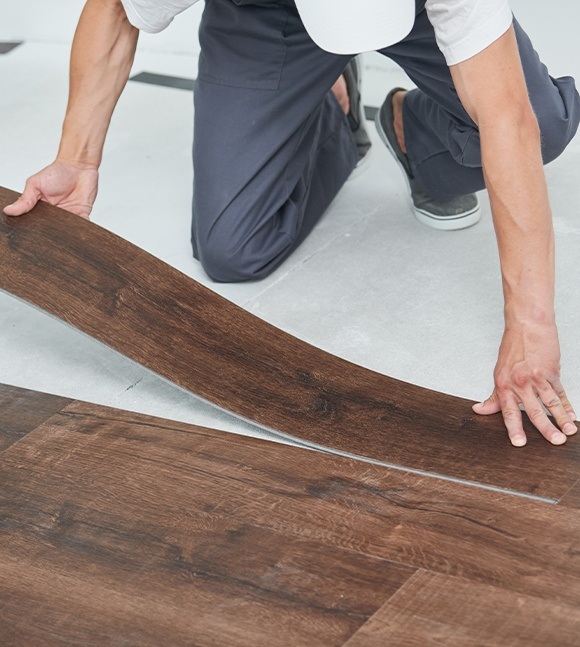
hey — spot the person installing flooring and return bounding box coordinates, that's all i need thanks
[4,0,580,447]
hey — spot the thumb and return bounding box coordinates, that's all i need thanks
[3,187,41,217]
[473,390,502,416]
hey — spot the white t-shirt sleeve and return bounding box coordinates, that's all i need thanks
[120,0,200,34]
[425,0,513,66]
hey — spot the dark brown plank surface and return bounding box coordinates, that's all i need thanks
[1,187,578,498]
[0,400,415,647]
[344,570,580,647]
[0,382,72,452]
[0,399,579,647]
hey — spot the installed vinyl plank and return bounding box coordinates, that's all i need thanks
[1,187,578,499]
[1,396,579,645]
[343,570,580,647]
[0,399,414,647]
[0,397,578,638]
[0,383,72,453]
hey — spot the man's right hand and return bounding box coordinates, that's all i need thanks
[3,0,138,222]
[3,160,99,220]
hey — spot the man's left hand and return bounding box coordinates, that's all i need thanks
[474,322,577,446]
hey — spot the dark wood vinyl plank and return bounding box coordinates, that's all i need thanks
[0,401,414,647]
[1,187,578,499]
[0,398,579,645]
[0,382,72,452]
[0,400,578,619]
[343,570,580,647]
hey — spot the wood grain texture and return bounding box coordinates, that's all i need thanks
[0,402,580,619]
[0,400,415,647]
[0,393,578,646]
[0,382,71,452]
[1,187,578,499]
[344,570,580,647]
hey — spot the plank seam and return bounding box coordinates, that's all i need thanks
[557,477,580,505]
[340,569,429,647]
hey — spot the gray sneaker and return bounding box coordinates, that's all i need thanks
[342,56,372,175]
[375,87,481,230]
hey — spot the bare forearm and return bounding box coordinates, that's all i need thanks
[58,0,139,168]
[451,27,555,324]
[480,113,555,326]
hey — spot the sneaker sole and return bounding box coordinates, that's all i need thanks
[374,109,481,231]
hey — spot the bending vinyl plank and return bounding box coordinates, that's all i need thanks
[0,383,72,453]
[1,187,578,499]
[343,570,580,647]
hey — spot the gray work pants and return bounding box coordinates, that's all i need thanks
[192,0,580,282]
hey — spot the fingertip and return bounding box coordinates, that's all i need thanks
[472,401,500,416]
[551,432,567,446]
[3,201,27,216]
[563,422,577,436]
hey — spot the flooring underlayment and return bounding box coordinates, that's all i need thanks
[1,1,579,446]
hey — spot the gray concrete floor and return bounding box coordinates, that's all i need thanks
[1,2,579,446]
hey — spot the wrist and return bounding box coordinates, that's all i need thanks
[502,273,555,326]
[54,154,100,172]
[56,129,102,169]
[57,115,106,169]
[504,302,556,328]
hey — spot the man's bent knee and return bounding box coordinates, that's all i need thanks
[194,230,290,283]
[195,240,255,283]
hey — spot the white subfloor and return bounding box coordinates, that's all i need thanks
[1,2,579,445]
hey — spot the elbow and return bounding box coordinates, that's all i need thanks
[481,99,539,132]
[480,103,541,152]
